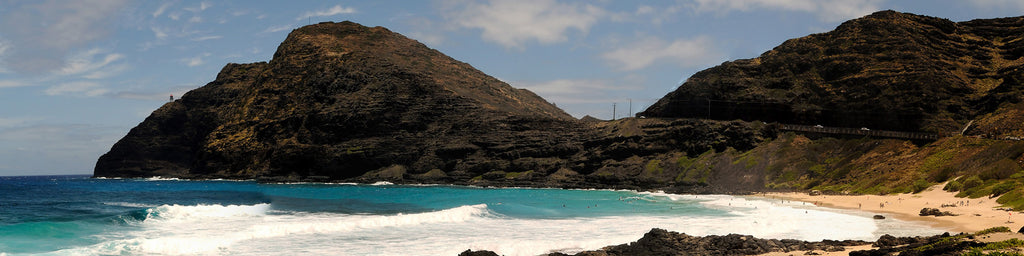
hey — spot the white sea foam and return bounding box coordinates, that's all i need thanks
[142,176,182,181]
[46,195,943,256]
[370,181,394,186]
[51,204,492,255]
[102,202,157,208]
[145,203,271,221]
[638,190,718,201]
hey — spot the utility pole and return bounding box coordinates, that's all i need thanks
[612,103,617,121]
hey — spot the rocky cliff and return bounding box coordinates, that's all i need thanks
[97,13,1024,196]
[642,11,1024,134]
[94,21,772,190]
[95,21,579,180]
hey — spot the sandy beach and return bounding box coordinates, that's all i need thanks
[762,184,1021,233]
[751,183,1024,255]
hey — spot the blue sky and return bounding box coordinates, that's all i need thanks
[1,0,1023,176]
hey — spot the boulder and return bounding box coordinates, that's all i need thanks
[919,208,957,216]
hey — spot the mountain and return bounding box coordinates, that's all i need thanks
[96,13,1024,199]
[642,10,1024,134]
[94,21,580,180]
[94,21,774,191]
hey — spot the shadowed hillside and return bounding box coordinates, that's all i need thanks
[642,11,1024,134]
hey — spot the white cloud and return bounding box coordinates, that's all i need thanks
[82,64,129,79]
[230,9,250,17]
[0,38,8,54]
[189,16,203,23]
[44,81,108,97]
[602,36,722,71]
[516,78,641,104]
[0,0,131,74]
[191,35,223,42]
[58,49,125,76]
[151,26,169,40]
[631,4,684,25]
[153,2,173,18]
[297,5,357,21]
[183,53,211,67]
[691,0,882,22]
[0,40,9,73]
[263,24,295,33]
[184,2,212,13]
[0,80,26,88]
[410,32,445,46]
[442,0,605,49]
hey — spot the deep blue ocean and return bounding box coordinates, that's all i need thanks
[0,175,942,255]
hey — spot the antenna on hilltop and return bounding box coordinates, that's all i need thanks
[612,103,617,121]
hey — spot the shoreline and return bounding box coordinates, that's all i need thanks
[84,176,1024,255]
[757,184,1019,234]
[93,175,1021,234]
[91,175,1021,234]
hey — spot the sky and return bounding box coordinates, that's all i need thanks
[1,0,1023,176]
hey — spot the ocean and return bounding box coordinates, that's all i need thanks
[0,175,943,256]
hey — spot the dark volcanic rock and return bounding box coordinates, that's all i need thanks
[472,230,1004,256]
[555,228,867,256]
[873,234,924,247]
[93,21,773,187]
[95,13,1024,195]
[458,250,499,256]
[919,207,958,216]
[642,11,1024,134]
[854,232,983,256]
[95,21,579,180]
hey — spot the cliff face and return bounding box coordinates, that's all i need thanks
[94,21,580,180]
[96,14,1024,195]
[642,11,1024,134]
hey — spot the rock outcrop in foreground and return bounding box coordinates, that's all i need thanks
[464,227,1024,256]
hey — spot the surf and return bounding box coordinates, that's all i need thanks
[0,177,945,256]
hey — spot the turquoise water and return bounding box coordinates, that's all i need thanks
[0,175,942,255]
